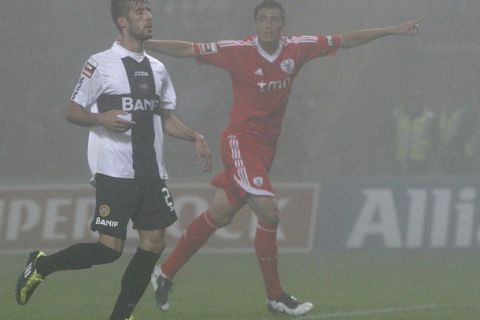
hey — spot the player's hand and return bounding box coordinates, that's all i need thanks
[96,110,136,133]
[194,134,212,173]
[393,16,423,35]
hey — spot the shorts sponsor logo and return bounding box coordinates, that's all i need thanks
[81,58,98,78]
[199,42,218,54]
[99,204,110,218]
[253,176,264,187]
[280,59,295,75]
[95,217,119,228]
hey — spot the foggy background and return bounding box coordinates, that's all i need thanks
[1,0,479,186]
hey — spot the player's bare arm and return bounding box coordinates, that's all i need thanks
[65,101,135,132]
[144,40,195,58]
[340,17,423,49]
[159,109,212,173]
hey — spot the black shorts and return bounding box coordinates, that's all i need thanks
[90,174,177,240]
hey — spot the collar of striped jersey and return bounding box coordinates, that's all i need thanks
[112,41,146,62]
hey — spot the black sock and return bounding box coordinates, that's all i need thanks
[109,247,161,320]
[36,242,121,277]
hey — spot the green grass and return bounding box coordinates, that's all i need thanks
[2,251,480,319]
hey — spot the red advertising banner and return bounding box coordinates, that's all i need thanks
[0,183,319,253]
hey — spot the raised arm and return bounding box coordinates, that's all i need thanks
[159,109,212,173]
[340,17,423,49]
[144,40,195,58]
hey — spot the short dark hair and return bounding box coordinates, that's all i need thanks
[111,0,148,27]
[253,0,286,21]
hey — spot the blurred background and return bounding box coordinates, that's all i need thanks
[2,2,480,318]
[1,0,479,184]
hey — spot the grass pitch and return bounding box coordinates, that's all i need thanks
[1,251,479,320]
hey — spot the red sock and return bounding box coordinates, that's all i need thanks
[255,222,284,300]
[161,212,218,279]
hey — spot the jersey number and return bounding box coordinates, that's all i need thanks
[162,187,175,211]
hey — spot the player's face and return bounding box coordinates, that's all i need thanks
[126,1,153,41]
[255,8,285,45]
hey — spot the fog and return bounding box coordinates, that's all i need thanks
[1,0,479,185]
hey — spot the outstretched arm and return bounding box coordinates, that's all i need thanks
[144,40,195,58]
[341,17,423,49]
[159,109,212,173]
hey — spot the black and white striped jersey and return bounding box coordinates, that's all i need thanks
[71,42,176,180]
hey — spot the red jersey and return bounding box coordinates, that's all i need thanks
[193,34,342,145]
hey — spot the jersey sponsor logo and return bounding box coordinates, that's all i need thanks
[326,35,334,47]
[95,217,119,228]
[121,97,159,111]
[71,76,85,100]
[134,71,149,77]
[99,204,111,218]
[81,58,98,78]
[254,68,264,76]
[280,59,295,75]
[199,42,218,54]
[257,77,291,93]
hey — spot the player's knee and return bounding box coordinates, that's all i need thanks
[210,213,233,227]
[262,211,280,226]
[146,242,165,255]
[257,202,280,226]
[208,204,236,227]
[208,194,237,227]
[140,235,166,254]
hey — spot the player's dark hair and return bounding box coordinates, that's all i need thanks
[254,0,286,21]
[111,0,148,29]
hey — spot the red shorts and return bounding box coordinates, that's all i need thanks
[211,131,276,209]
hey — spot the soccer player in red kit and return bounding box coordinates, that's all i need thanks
[145,0,422,316]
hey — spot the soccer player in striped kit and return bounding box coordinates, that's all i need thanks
[146,0,422,316]
[15,1,211,319]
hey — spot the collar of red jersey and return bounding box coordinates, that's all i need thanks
[254,36,284,63]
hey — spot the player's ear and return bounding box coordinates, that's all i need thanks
[116,16,128,29]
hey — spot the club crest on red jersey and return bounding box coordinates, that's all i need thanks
[280,59,295,75]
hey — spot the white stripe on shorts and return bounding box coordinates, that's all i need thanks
[228,135,250,186]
